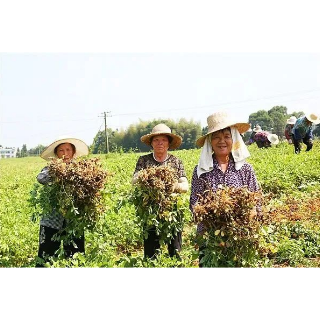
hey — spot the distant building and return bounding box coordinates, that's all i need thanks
[0,147,17,158]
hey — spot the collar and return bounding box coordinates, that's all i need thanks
[152,152,169,163]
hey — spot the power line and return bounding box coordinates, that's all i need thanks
[111,87,320,117]
[2,87,320,125]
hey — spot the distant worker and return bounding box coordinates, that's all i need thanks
[253,131,279,148]
[248,124,262,144]
[284,116,297,144]
[292,113,320,154]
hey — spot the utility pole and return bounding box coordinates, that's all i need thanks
[101,111,111,154]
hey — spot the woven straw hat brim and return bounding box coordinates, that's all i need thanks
[40,137,89,161]
[196,123,250,147]
[141,132,182,150]
[306,113,320,124]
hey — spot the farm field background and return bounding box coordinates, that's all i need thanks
[1,141,320,268]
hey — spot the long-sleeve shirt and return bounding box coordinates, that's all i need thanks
[190,156,260,233]
[37,166,65,230]
[292,116,313,141]
[284,124,294,140]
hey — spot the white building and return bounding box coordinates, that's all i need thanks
[0,147,17,158]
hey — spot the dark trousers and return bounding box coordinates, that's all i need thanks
[293,136,313,154]
[144,227,182,259]
[36,225,85,267]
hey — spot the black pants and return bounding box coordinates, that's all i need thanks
[36,225,85,267]
[293,136,313,154]
[144,227,182,259]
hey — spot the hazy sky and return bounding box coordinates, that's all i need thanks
[1,53,320,149]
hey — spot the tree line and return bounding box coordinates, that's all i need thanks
[90,118,203,153]
[15,106,320,156]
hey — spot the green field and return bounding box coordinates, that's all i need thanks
[1,141,320,267]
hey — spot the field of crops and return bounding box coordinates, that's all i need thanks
[1,141,320,267]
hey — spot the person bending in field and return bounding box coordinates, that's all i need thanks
[292,113,320,154]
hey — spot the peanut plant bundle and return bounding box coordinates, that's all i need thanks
[132,165,187,244]
[193,185,263,238]
[193,185,265,267]
[29,158,109,239]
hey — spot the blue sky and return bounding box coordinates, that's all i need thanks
[1,52,320,149]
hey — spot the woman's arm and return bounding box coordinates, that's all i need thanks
[37,167,52,185]
[189,166,206,213]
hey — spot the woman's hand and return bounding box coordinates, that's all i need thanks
[173,177,189,193]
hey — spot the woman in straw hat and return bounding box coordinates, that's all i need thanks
[132,123,188,259]
[284,116,297,144]
[292,113,320,154]
[189,111,261,267]
[36,136,89,267]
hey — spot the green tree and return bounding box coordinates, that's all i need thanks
[290,111,304,119]
[21,144,28,157]
[90,118,202,153]
[268,106,288,138]
[28,145,46,156]
[248,110,273,131]
[16,147,21,158]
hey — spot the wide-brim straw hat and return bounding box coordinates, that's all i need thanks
[306,113,320,124]
[140,123,182,150]
[196,111,250,147]
[287,116,297,124]
[253,125,262,132]
[40,136,89,161]
[267,133,279,145]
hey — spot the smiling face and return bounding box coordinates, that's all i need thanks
[55,143,75,163]
[211,128,233,158]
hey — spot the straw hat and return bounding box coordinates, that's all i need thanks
[196,111,250,147]
[140,123,182,150]
[306,113,320,124]
[267,133,279,145]
[287,116,297,125]
[253,124,262,132]
[40,136,89,161]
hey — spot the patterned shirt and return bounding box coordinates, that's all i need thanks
[134,153,186,178]
[292,116,313,141]
[37,167,65,230]
[190,156,260,233]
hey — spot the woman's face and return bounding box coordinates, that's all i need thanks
[56,143,75,162]
[211,128,233,157]
[151,135,170,154]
